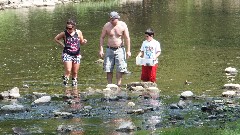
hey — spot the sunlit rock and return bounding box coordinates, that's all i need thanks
[131,86,144,91]
[127,102,135,107]
[0,87,20,99]
[33,96,51,104]
[147,87,160,91]
[0,91,9,97]
[9,87,20,98]
[222,91,236,97]
[180,91,193,99]
[102,87,118,99]
[106,84,119,91]
[127,82,157,90]
[22,84,29,88]
[225,67,238,75]
[223,83,240,90]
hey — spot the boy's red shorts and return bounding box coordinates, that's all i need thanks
[141,64,158,82]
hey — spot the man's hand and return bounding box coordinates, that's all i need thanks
[99,50,104,58]
[126,51,131,59]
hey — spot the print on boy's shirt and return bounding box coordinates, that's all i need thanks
[144,46,154,59]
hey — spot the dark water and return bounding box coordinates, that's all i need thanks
[1,0,240,134]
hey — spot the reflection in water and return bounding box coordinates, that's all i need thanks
[64,86,82,110]
[109,118,135,135]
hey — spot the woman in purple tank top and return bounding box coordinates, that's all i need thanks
[54,19,87,87]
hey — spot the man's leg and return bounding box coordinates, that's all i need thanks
[116,72,123,86]
[107,72,113,84]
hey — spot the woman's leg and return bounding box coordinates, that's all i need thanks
[64,61,73,77]
[72,62,80,79]
[72,62,80,86]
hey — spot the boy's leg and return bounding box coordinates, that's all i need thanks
[150,64,158,82]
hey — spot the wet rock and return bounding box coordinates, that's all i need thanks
[84,105,93,110]
[180,91,194,99]
[106,84,119,90]
[223,84,240,90]
[127,109,144,114]
[33,92,47,98]
[208,115,217,119]
[57,125,74,133]
[12,127,30,135]
[0,87,20,99]
[222,91,236,97]
[170,103,179,109]
[54,111,73,118]
[1,103,25,112]
[102,86,119,99]
[169,113,184,121]
[57,125,84,135]
[131,86,145,91]
[225,67,238,76]
[127,102,135,107]
[22,84,29,88]
[145,116,161,130]
[177,100,187,109]
[213,100,224,105]
[115,121,136,132]
[33,96,51,104]
[146,86,159,90]
[126,82,157,90]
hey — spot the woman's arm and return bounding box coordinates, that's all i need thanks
[54,32,65,48]
[77,30,87,45]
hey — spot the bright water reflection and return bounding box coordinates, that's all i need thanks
[1,0,240,133]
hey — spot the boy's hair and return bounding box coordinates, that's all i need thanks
[145,28,154,36]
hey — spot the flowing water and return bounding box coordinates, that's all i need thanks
[1,0,240,134]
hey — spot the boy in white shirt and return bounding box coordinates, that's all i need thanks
[137,28,161,82]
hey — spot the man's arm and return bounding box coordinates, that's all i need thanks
[123,22,131,58]
[99,25,107,58]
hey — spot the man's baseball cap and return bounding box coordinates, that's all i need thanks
[109,11,120,19]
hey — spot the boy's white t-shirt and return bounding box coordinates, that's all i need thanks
[140,39,161,64]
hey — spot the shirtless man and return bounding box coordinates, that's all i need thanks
[99,11,131,87]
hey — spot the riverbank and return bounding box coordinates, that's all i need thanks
[0,0,143,10]
[0,0,77,10]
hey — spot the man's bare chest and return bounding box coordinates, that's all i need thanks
[107,26,124,37]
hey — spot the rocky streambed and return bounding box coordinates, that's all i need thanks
[1,77,240,134]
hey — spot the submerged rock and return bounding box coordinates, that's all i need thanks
[115,121,136,132]
[1,103,25,112]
